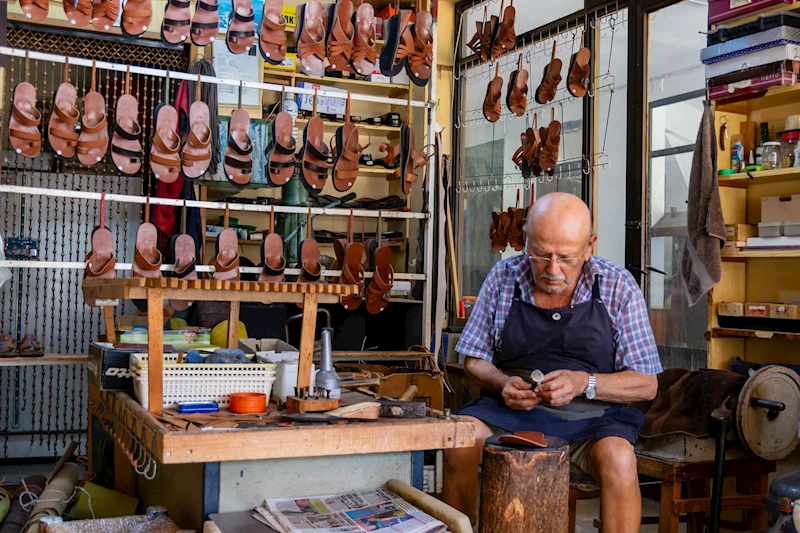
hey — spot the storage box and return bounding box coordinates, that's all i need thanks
[758,221,784,237]
[87,343,137,393]
[707,11,800,45]
[726,223,758,241]
[762,195,800,223]
[281,5,296,27]
[708,0,794,26]
[298,82,347,115]
[705,44,800,78]
[443,332,461,364]
[784,220,800,236]
[239,338,299,362]
[770,303,799,319]
[745,302,770,317]
[707,72,797,102]
[718,302,744,316]
[264,53,297,72]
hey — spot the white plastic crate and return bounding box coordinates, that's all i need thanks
[130,353,276,409]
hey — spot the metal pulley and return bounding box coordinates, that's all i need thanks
[737,366,800,461]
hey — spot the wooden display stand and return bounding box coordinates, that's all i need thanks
[83,277,358,415]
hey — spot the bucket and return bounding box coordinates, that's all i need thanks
[274,361,316,401]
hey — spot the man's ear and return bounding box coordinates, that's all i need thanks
[586,235,598,257]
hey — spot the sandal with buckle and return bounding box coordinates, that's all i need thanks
[9,82,43,159]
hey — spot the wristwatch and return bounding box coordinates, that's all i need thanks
[585,373,597,400]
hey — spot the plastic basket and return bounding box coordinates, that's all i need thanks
[130,353,276,409]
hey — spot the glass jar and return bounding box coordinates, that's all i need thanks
[763,142,783,170]
[781,131,799,168]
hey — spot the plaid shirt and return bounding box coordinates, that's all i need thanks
[457,254,663,375]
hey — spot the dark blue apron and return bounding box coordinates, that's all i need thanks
[456,275,643,444]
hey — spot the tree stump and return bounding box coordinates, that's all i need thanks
[479,442,570,533]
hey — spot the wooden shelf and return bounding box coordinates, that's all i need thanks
[0,354,88,367]
[721,248,800,260]
[719,167,800,187]
[712,327,800,342]
[716,84,800,113]
[295,117,401,133]
[263,68,410,91]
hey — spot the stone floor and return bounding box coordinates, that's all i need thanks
[574,497,688,532]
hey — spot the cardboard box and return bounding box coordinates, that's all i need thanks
[745,302,770,317]
[336,364,444,411]
[87,343,137,393]
[725,224,757,242]
[718,302,744,317]
[117,328,211,347]
[443,332,460,364]
[264,52,297,72]
[239,338,299,362]
[298,82,347,115]
[770,304,799,319]
[762,195,800,223]
[281,5,296,27]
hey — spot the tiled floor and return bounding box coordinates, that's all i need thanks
[574,497,688,533]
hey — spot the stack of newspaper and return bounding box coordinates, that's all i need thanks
[254,488,448,533]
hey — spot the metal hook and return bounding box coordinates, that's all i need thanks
[719,115,729,125]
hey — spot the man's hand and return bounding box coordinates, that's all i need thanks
[536,370,589,406]
[502,376,540,411]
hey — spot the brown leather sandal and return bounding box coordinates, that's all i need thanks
[64,0,93,27]
[407,10,433,86]
[366,244,393,314]
[379,9,413,77]
[161,0,192,44]
[9,82,42,159]
[169,233,198,311]
[351,2,376,76]
[340,241,365,310]
[18,334,44,357]
[182,101,212,180]
[259,234,285,283]
[48,82,80,160]
[190,0,219,46]
[122,0,153,37]
[540,112,562,174]
[78,67,109,166]
[92,0,120,30]
[466,6,486,59]
[567,36,591,99]
[111,94,143,176]
[84,194,116,307]
[333,96,370,193]
[483,63,502,123]
[397,124,436,196]
[506,54,528,117]
[259,0,287,64]
[226,0,256,54]
[490,210,511,254]
[326,0,355,72]
[525,121,543,177]
[300,107,329,194]
[265,111,296,187]
[512,132,531,179]
[20,0,49,21]
[133,222,162,280]
[150,104,182,183]
[489,0,515,62]
[377,142,400,169]
[211,228,241,280]
[295,0,327,76]
[507,205,525,252]
[296,237,322,308]
[224,109,254,187]
[535,41,562,105]
[0,334,18,358]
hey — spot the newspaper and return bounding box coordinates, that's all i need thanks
[254,489,447,533]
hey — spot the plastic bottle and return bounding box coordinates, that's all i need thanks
[731,133,744,172]
[769,497,795,533]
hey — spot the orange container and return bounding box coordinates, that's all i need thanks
[230,392,267,414]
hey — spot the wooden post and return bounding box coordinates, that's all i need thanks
[227,301,240,349]
[147,288,164,415]
[479,443,569,533]
[296,293,318,392]
[738,472,769,530]
[103,306,116,342]
[659,480,681,533]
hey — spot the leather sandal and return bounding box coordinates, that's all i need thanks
[366,244,393,314]
[0,334,18,358]
[122,0,153,37]
[512,132,531,179]
[498,431,547,448]
[161,0,192,44]
[64,0,93,26]
[9,82,42,159]
[92,0,120,30]
[296,238,322,308]
[300,116,330,193]
[340,241,365,310]
[535,41,562,105]
[190,0,219,46]
[226,0,256,54]
[525,122,543,177]
[224,109,254,187]
[295,0,327,76]
[260,0,287,64]
[489,0,515,62]
[111,94,143,176]
[506,54,528,117]
[507,206,525,252]
[377,142,400,169]
[407,10,433,86]
[20,0,49,21]
[259,232,285,282]
[326,0,355,72]
[18,334,44,357]
[150,104,182,183]
[132,220,162,312]
[398,124,435,196]
[333,97,370,193]
[212,228,241,280]
[482,11,498,63]
[379,9,413,77]
[169,234,198,311]
[48,82,80,160]
[182,101,212,180]
[329,238,347,284]
[567,38,591,98]
[77,90,109,166]
[466,6,486,59]
[265,111,296,187]
[483,63,502,123]
[84,220,116,307]
[490,210,510,253]
[540,115,561,174]
[351,2,376,76]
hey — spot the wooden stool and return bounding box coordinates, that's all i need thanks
[567,453,776,533]
[480,441,570,533]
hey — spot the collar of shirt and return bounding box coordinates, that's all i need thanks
[513,254,607,306]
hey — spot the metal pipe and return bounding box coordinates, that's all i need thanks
[710,408,731,533]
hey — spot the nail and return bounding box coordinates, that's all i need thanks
[266,52,270,57]
[155,173,160,179]
[26,13,32,17]
[142,26,147,31]
[71,19,76,24]
[104,25,109,29]
[210,37,215,41]
[16,148,22,153]
[56,150,62,155]
[313,184,317,189]
[96,156,101,162]
[181,35,187,41]
[118,166,124,171]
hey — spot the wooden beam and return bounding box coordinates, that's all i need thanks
[103,306,116,342]
[672,495,766,515]
[147,288,164,415]
[227,302,240,349]
[296,294,318,391]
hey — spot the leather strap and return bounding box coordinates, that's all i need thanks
[232,8,254,22]
[298,39,325,61]
[214,254,240,272]
[86,252,116,276]
[54,102,80,125]
[114,120,142,140]
[151,152,181,171]
[262,257,286,276]
[77,138,108,153]
[228,134,253,156]
[174,259,197,278]
[224,155,253,171]
[300,260,321,282]
[164,17,191,29]
[303,160,328,174]
[10,129,42,143]
[228,30,255,40]
[12,105,41,127]
[81,114,107,134]
[49,125,79,143]
[197,0,217,11]
[188,127,211,149]
[305,139,328,161]
[134,246,162,271]
[168,0,190,8]
[154,130,181,154]
[111,144,143,161]
[192,21,219,31]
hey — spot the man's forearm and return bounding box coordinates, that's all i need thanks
[594,370,657,403]
[464,357,510,393]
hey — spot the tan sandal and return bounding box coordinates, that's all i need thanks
[9,82,42,159]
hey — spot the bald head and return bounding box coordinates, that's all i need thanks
[524,192,593,243]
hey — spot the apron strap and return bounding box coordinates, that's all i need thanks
[591,274,602,301]
[513,281,522,301]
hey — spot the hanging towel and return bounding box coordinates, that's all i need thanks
[681,101,726,306]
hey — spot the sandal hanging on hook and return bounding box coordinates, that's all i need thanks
[84,192,117,307]
[506,53,528,117]
[78,60,110,166]
[483,62,503,122]
[567,30,591,98]
[490,0,515,62]
[111,65,143,176]
[535,40,562,105]
[224,81,254,187]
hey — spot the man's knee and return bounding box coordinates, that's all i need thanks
[589,437,638,487]
[444,416,493,466]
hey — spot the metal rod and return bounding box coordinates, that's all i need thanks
[710,408,730,533]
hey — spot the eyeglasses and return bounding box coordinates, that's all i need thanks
[525,245,588,267]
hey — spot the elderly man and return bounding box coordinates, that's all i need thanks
[443,193,661,532]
